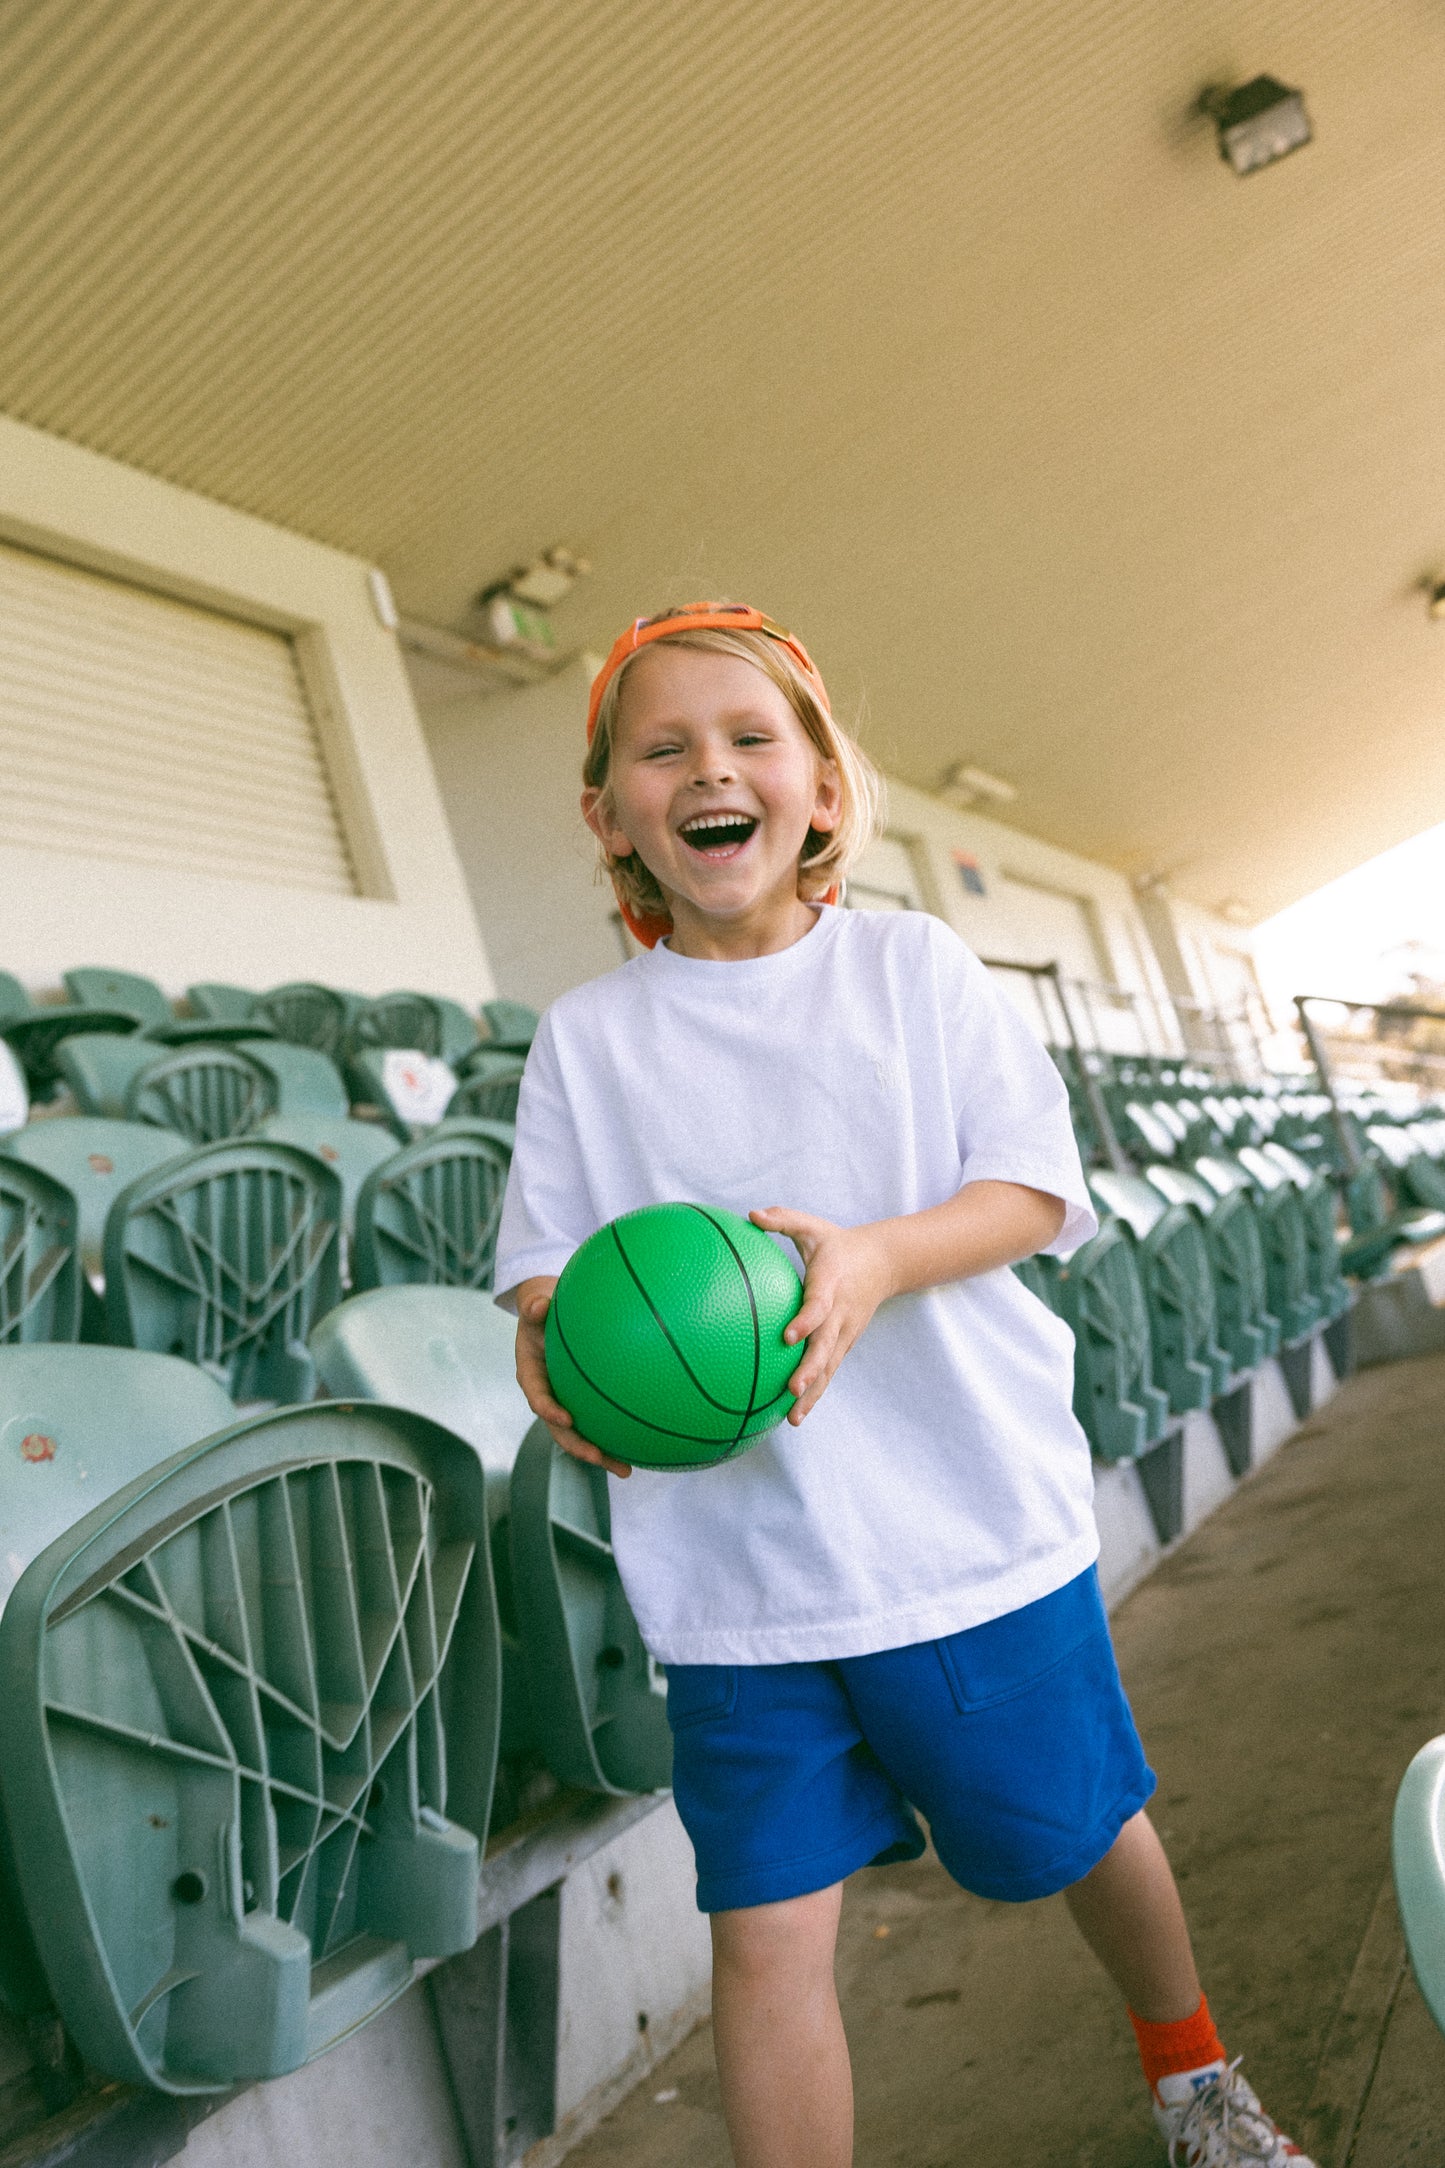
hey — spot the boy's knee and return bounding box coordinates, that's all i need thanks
[710,1883,843,1981]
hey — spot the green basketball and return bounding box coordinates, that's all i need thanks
[544,1202,805,1469]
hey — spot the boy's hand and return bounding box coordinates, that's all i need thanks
[748,1209,898,1423]
[514,1277,633,1477]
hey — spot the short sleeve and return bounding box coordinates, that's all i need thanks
[491,1014,601,1308]
[932,928,1097,1257]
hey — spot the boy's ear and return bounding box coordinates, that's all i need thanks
[581,786,635,859]
[810,759,843,835]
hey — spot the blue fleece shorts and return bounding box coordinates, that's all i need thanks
[665,1566,1154,1913]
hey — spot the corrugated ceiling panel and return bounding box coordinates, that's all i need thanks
[0,542,357,893]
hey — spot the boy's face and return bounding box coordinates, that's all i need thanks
[583,645,841,950]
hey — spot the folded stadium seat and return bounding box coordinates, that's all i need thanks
[1195,1153,1319,1348]
[1340,1159,1445,1280]
[0,972,30,1022]
[1054,1219,1172,1464]
[1145,1165,1280,1373]
[251,981,352,1058]
[125,1044,277,1143]
[446,1049,526,1125]
[102,1140,343,1400]
[479,999,539,1052]
[0,1119,191,1335]
[256,1111,397,1229]
[54,1031,166,1117]
[0,1159,80,1344]
[345,991,476,1065]
[1248,1143,1352,1328]
[236,1037,349,1117]
[1115,1099,1182,1165]
[345,1046,458,1139]
[0,1358,495,2091]
[1088,1170,1232,1412]
[62,966,174,1033]
[351,1120,514,1293]
[185,982,256,1024]
[1394,1735,1445,2036]
[2,1007,141,1100]
[0,1043,27,1137]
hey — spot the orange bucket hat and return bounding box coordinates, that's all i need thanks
[586,602,836,947]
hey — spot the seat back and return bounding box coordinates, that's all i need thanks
[446,1051,525,1125]
[257,1113,397,1228]
[1055,1219,1170,1462]
[309,1286,531,1480]
[0,1401,496,2090]
[3,1010,140,1098]
[1135,1205,1231,1407]
[252,982,350,1057]
[507,1423,672,1796]
[1,1118,190,1271]
[1012,1253,1062,1313]
[1395,1735,1445,2036]
[53,1031,161,1117]
[0,973,30,1023]
[348,992,445,1059]
[103,1141,343,1400]
[0,1043,27,1137]
[0,1159,80,1345]
[237,1038,349,1117]
[185,982,256,1024]
[63,968,173,1032]
[126,1044,276,1144]
[480,1000,538,1052]
[352,1121,513,1293]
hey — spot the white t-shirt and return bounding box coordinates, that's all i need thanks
[493,904,1099,1666]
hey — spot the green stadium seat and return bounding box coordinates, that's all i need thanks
[2,1008,140,1099]
[1394,1734,1445,2037]
[236,1037,349,1117]
[185,982,256,1024]
[1342,1159,1445,1279]
[102,1140,343,1400]
[447,1049,525,1125]
[0,1392,495,2089]
[351,1120,513,1292]
[507,1422,672,1796]
[252,982,351,1057]
[126,1044,277,1143]
[62,967,173,1032]
[0,1345,238,2020]
[0,973,30,1023]
[257,1112,397,1228]
[1089,1169,1231,1411]
[346,1046,459,1138]
[0,1117,189,1279]
[480,999,538,1051]
[53,1030,165,1117]
[1012,1252,1063,1310]
[0,1158,81,1345]
[1054,1217,1171,1463]
[1145,1165,1280,1373]
[1196,1153,1319,1346]
[1257,1143,1352,1326]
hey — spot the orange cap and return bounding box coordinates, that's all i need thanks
[588,601,837,948]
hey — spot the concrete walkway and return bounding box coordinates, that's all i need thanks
[554,1351,1445,2168]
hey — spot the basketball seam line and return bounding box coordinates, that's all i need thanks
[550,1290,774,1446]
[609,1220,752,1419]
[685,1206,763,1441]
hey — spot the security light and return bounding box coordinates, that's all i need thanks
[1203,77,1312,177]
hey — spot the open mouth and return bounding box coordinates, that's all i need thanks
[679,813,759,856]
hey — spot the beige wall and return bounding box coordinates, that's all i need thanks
[1,413,492,1003]
[415,662,1240,1045]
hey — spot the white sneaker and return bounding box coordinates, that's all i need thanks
[1153,2059,1317,2166]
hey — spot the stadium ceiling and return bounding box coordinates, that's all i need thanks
[2,0,1444,922]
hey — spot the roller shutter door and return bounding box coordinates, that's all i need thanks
[0,539,356,894]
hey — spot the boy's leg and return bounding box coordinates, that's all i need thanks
[1063,1806,1201,2019]
[710,1883,852,2168]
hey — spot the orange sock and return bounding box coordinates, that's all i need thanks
[1128,1995,1226,2093]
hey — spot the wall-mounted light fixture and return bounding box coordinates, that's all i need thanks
[937,763,1017,812]
[1201,76,1312,177]
[1427,579,1445,621]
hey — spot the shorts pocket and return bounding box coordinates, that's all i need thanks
[934,1570,1108,1714]
[664,1664,738,1731]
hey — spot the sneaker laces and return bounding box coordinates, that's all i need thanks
[1164,2059,1288,2166]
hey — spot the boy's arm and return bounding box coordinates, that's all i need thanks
[751,1180,1067,1425]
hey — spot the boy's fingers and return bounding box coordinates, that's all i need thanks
[555,1430,632,1478]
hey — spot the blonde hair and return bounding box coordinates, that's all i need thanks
[583,623,885,922]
